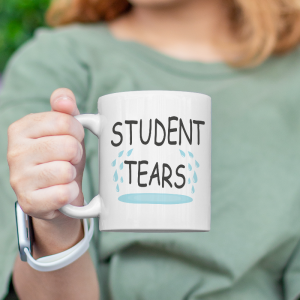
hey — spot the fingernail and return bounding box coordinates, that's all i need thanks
[54,96,73,103]
[67,182,79,204]
[72,166,77,180]
[75,144,83,164]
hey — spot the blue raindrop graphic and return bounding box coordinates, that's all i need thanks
[188,151,194,158]
[120,177,123,183]
[192,171,198,183]
[188,178,191,184]
[195,160,200,168]
[127,149,134,156]
[119,162,123,170]
[111,159,116,167]
[113,170,118,182]
[191,186,195,194]
[188,163,192,171]
[118,150,124,157]
[116,184,119,192]
[179,150,185,157]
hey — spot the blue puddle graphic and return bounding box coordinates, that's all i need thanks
[118,193,193,204]
[111,159,116,167]
[120,177,123,183]
[118,150,124,157]
[113,170,118,182]
[119,162,123,170]
[195,160,200,168]
[192,171,198,183]
[127,149,134,156]
[188,178,191,184]
[188,151,194,158]
[116,184,119,192]
[188,163,192,171]
[179,150,185,157]
[191,186,195,194]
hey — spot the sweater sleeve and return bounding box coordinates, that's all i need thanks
[0,26,90,299]
[284,239,300,300]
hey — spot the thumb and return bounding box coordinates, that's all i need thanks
[50,88,80,116]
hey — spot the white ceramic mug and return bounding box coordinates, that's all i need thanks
[59,91,211,232]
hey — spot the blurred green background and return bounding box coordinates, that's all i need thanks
[0,0,50,73]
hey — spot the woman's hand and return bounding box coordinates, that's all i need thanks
[7,88,86,256]
[9,89,100,299]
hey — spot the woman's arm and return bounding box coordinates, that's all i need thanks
[8,89,99,300]
[13,220,99,300]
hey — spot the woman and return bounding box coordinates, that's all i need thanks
[1,0,300,299]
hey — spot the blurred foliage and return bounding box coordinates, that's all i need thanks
[0,0,51,73]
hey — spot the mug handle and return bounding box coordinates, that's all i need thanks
[59,114,104,219]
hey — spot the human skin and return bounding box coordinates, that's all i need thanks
[10,89,99,299]
[110,0,233,62]
[9,0,231,299]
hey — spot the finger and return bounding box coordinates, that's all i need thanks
[28,161,77,190]
[50,88,80,116]
[23,181,80,218]
[19,111,84,142]
[29,135,83,165]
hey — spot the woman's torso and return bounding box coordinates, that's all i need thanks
[1,23,300,300]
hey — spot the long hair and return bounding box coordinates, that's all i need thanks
[46,0,300,67]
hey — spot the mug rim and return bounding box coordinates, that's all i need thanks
[98,90,211,102]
